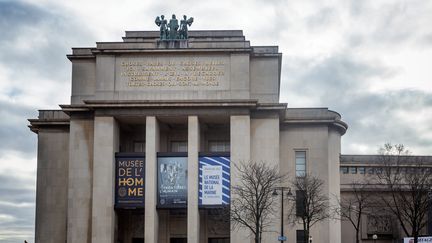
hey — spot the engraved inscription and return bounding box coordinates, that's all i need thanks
[120,60,226,87]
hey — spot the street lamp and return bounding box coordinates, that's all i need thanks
[372,234,378,243]
[273,187,292,243]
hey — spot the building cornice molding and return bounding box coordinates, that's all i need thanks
[91,48,253,55]
[281,119,348,135]
[27,119,70,134]
[61,99,260,110]
[59,100,290,119]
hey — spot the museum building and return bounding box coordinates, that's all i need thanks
[28,29,348,243]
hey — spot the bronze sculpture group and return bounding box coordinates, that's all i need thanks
[155,14,194,40]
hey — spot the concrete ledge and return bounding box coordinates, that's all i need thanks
[28,119,70,133]
[38,110,69,120]
[281,117,348,135]
[341,154,432,164]
[82,99,259,107]
[124,30,244,39]
[285,107,342,120]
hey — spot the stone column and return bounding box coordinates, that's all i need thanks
[230,115,251,243]
[188,116,200,243]
[327,129,342,243]
[145,116,160,243]
[67,117,94,243]
[91,116,119,243]
[250,117,280,243]
[35,129,69,243]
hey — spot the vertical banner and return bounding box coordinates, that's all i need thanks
[157,157,187,207]
[115,156,145,208]
[199,156,230,206]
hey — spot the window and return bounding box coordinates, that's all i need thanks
[208,141,230,152]
[359,167,366,174]
[296,190,306,217]
[375,167,383,174]
[407,167,416,174]
[296,230,305,243]
[133,141,145,152]
[350,167,357,174]
[295,151,306,177]
[367,167,374,174]
[340,166,348,174]
[171,141,187,152]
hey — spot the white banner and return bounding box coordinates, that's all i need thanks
[202,165,223,205]
[404,237,432,243]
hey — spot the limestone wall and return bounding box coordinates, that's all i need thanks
[35,129,69,243]
[68,31,281,104]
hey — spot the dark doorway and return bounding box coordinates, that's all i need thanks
[296,230,305,243]
[208,237,230,243]
[170,238,187,243]
[132,238,144,243]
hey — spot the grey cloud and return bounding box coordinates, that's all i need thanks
[306,7,340,30]
[347,0,369,16]
[286,54,396,96]
[346,34,364,48]
[0,1,95,82]
[338,90,432,154]
[347,1,432,46]
[418,33,432,46]
[370,3,413,44]
[0,174,35,242]
[282,54,432,154]
[0,1,47,36]
[0,100,37,157]
[0,172,35,205]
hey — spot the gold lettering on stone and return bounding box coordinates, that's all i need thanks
[120,60,225,87]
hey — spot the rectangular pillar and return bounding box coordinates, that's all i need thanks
[328,129,342,243]
[188,116,200,243]
[67,117,94,243]
[230,115,251,243]
[35,129,69,243]
[91,116,119,243]
[145,116,160,243]
[250,117,280,243]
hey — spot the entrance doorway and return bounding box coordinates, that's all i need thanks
[208,238,230,243]
[132,238,144,243]
[170,238,187,243]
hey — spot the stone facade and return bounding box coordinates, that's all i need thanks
[29,30,347,243]
[340,155,432,243]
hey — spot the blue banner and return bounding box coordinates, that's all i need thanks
[115,156,145,208]
[199,156,230,206]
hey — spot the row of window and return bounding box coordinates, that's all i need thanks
[341,166,432,175]
[340,166,379,174]
[340,166,387,174]
[133,141,231,153]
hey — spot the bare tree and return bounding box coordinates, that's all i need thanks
[289,175,330,243]
[336,180,373,243]
[375,143,432,243]
[230,161,285,243]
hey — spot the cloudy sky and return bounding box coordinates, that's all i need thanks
[0,0,431,242]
